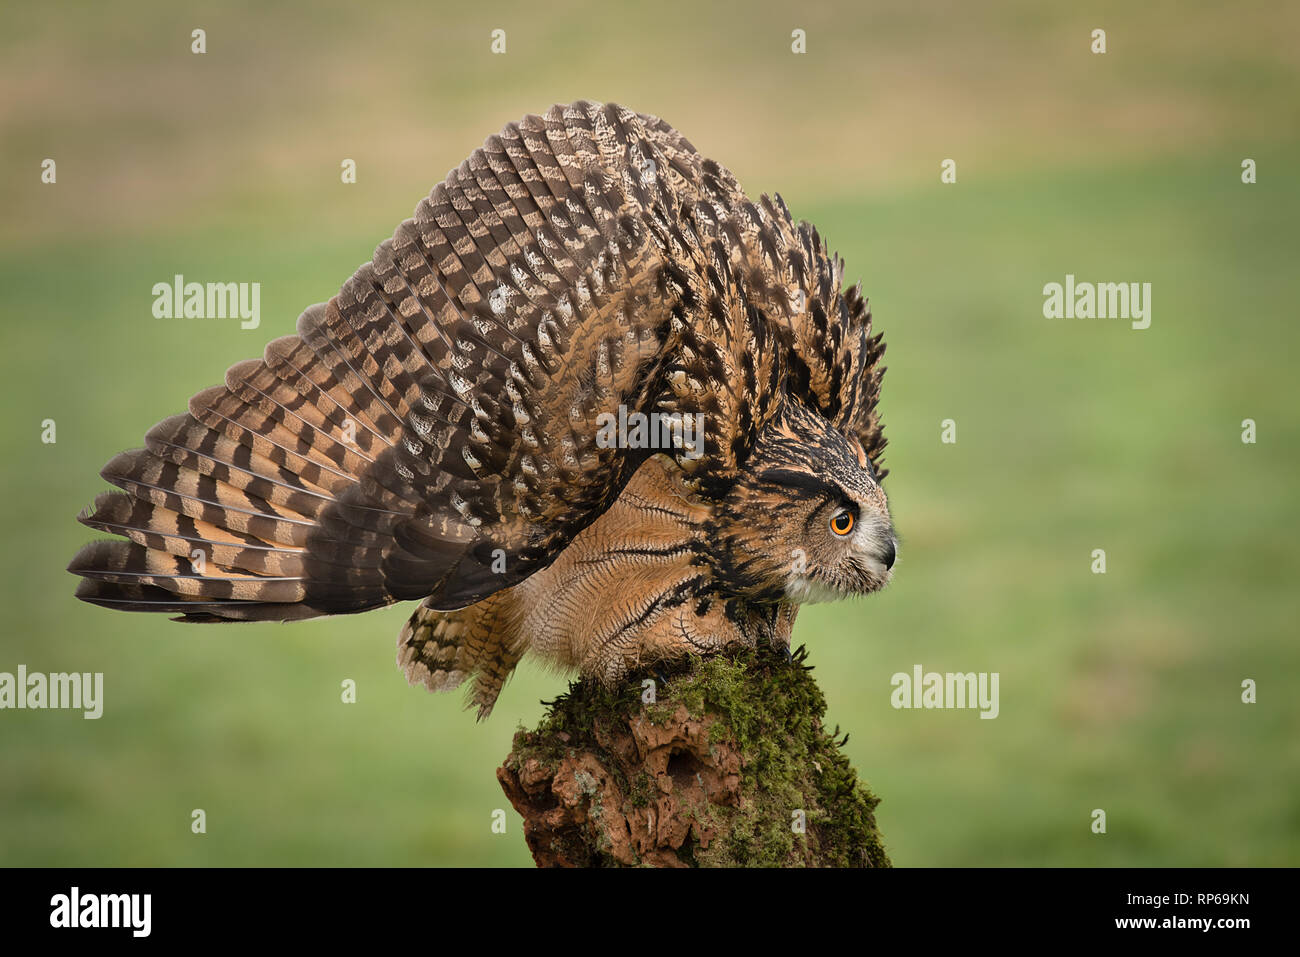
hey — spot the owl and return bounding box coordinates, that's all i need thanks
[69,101,895,718]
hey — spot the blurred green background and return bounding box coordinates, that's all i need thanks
[1,0,1297,866]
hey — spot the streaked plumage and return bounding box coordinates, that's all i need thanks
[69,101,895,717]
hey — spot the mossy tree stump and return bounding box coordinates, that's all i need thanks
[498,645,890,867]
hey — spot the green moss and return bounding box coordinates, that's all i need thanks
[672,646,889,867]
[627,770,655,809]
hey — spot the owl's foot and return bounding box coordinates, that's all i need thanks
[581,597,807,691]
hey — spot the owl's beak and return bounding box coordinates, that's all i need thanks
[878,537,897,570]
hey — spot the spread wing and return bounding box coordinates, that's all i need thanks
[70,101,782,620]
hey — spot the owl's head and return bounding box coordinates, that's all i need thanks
[705,399,896,606]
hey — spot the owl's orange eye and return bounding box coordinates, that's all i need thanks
[829,510,855,536]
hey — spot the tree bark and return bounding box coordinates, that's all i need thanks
[498,644,890,867]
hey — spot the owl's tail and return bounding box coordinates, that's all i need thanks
[396,593,525,719]
[68,300,422,622]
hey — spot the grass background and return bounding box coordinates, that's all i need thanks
[1,0,1296,866]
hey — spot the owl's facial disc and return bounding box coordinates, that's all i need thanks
[709,464,895,606]
[707,401,896,605]
[776,473,897,604]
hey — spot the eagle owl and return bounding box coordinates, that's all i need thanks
[69,101,895,718]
